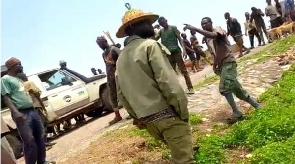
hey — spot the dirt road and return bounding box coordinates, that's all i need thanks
[16,110,131,163]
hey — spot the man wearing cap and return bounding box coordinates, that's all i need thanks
[96,36,123,125]
[155,16,195,94]
[16,73,57,150]
[1,57,54,164]
[115,4,196,164]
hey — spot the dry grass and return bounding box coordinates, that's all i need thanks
[60,125,169,164]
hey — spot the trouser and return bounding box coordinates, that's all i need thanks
[12,108,46,164]
[270,17,283,28]
[106,66,119,110]
[36,107,48,137]
[248,28,261,47]
[255,21,270,43]
[146,117,196,164]
[219,61,249,100]
[233,35,245,55]
[187,53,198,70]
[167,52,193,89]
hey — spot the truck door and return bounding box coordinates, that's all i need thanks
[38,69,89,117]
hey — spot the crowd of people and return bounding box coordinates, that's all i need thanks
[1,1,294,164]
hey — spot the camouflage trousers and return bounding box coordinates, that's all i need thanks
[146,117,196,164]
[106,66,119,110]
[219,61,249,100]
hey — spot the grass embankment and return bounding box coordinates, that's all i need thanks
[194,64,295,164]
[194,35,295,90]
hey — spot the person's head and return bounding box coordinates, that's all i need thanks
[5,57,23,75]
[115,43,121,49]
[266,0,271,5]
[190,36,196,43]
[59,60,67,69]
[190,30,196,36]
[224,12,230,20]
[16,73,28,82]
[158,16,168,28]
[251,7,258,13]
[91,68,97,75]
[125,19,155,38]
[245,12,250,20]
[181,33,187,39]
[96,36,109,50]
[116,3,159,38]
[201,17,213,31]
[97,69,103,74]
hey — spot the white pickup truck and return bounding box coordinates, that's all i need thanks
[1,65,113,158]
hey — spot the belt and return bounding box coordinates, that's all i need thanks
[19,107,35,111]
[139,108,177,124]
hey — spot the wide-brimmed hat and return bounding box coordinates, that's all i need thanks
[116,3,159,38]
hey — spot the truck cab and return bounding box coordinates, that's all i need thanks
[1,65,112,158]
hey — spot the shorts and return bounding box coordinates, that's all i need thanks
[194,47,206,60]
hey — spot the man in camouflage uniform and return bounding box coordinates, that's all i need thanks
[96,36,123,125]
[184,17,261,124]
[115,3,196,164]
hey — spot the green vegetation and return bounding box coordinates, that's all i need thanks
[193,35,295,90]
[193,64,295,164]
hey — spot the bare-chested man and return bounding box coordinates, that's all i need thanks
[96,36,123,125]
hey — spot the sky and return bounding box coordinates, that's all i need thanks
[1,0,270,77]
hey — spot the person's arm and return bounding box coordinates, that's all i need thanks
[185,46,194,53]
[244,22,248,35]
[110,46,121,62]
[184,24,219,39]
[147,42,189,121]
[265,7,270,16]
[115,74,137,119]
[172,26,187,55]
[27,81,46,110]
[1,79,25,122]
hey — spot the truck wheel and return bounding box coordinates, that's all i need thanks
[101,87,113,112]
[5,134,23,159]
